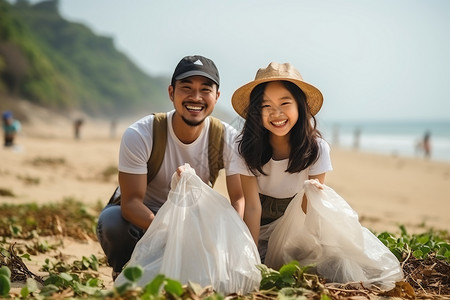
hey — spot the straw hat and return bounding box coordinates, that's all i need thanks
[231,62,323,119]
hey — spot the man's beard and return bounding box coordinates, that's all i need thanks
[182,116,206,127]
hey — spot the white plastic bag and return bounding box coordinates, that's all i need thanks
[115,164,261,295]
[265,180,403,289]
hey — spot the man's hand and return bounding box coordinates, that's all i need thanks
[176,165,187,177]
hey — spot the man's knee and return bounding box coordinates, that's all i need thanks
[97,205,144,248]
[97,205,144,272]
[97,206,128,243]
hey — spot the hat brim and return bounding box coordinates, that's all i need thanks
[232,77,323,119]
[175,70,219,86]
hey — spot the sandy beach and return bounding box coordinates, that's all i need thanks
[1,111,450,291]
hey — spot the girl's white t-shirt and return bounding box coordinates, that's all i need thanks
[237,138,332,198]
[118,110,241,213]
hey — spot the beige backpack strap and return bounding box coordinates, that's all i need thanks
[208,116,224,187]
[147,113,167,185]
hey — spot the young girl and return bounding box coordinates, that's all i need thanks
[231,62,403,287]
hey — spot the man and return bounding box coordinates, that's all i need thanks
[97,55,244,280]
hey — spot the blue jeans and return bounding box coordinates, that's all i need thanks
[96,205,146,272]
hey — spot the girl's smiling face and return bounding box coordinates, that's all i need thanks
[261,81,299,137]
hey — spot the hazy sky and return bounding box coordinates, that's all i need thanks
[53,0,450,122]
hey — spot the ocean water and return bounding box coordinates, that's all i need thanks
[318,120,450,163]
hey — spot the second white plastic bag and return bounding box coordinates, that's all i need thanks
[114,164,261,295]
[264,180,403,289]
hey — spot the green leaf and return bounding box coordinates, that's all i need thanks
[89,255,99,271]
[39,284,60,296]
[20,286,30,298]
[281,276,295,285]
[399,225,408,236]
[86,277,102,287]
[123,265,143,283]
[391,248,403,261]
[144,274,166,296]
[20,278,40,297]
[437,242,450,251]
[0,274,11,297]
[114,282,132,296]
[10,224,21,236]
[164,278,184,296]
[204,293,225,300]
[59,272,73,282]
[0,266,11,279]
[21,253,31,261]
[74,281,100,295]
[279,262,298,278]
[413,249,424,259]
[420,245,431,256]
[25,278,39,293]
[417,235,430,245]
[82,257,90,269]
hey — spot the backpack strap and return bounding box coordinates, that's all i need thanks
[147,113,168,184]
[208,116,224,187]
[109,113,167,205]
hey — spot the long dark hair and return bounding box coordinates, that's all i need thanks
[238,81,322,175]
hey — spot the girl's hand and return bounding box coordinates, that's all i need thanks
[309,178,324,190]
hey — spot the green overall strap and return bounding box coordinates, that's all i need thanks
[146,113,168,184]
[208,116,224,187]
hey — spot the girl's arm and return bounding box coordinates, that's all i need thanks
[225,173,245,218]
[302,172,326,213]
[241,174,261,245]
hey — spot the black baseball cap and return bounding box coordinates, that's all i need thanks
[171,55,220,87]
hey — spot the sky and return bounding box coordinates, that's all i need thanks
[48,0,450,122]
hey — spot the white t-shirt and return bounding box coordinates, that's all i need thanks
[237,138,332,198]
[119,110,241,213]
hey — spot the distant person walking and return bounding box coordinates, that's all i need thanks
[74,118,84,139]
[423,131,431,159]
[2,110,21,147]
[415,131,431,159]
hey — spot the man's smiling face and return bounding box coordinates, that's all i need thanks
[169,75,219,127]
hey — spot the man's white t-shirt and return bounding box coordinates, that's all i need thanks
[119,110,241,213]
[236,138,333,198]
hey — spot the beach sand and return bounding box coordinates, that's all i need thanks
[1,112,450,292]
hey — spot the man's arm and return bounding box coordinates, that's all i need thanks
[226,173,245,218]
[119,171,155,230]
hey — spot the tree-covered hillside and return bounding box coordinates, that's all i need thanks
[0,0,172,117]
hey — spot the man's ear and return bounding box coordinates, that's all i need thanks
[168,85,174,102]
[215,90,220,104]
